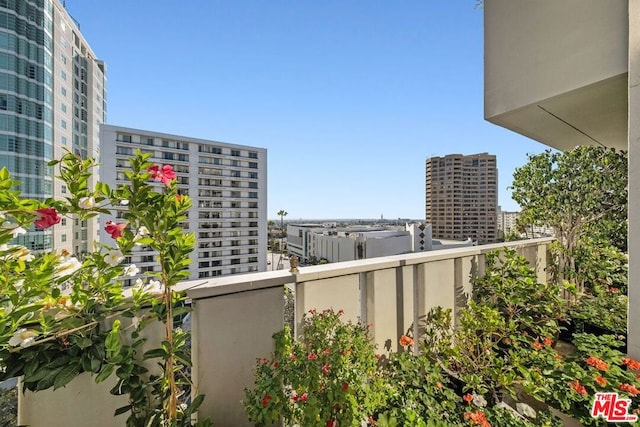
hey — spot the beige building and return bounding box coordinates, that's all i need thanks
[425,153,498,244]
[497,207,519,236]
[99,125,267,283]
[484,0,638,356]
[0,0,106,254]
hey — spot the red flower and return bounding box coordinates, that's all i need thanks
[337,309,344,316]
[463,393,474,403]
[273,362,279,368]
[609,287,620,294]
[342,382,348,391]
[175,193,183,202]
[34,207,61,229]
[586,356,609,371]
[622,358,640,371]
[570,379,588,396]
[594,376,607,387]
[543,337,553,347]
[322,349,330,356]
[147,164,177,186]
[322,363,330,375]
[261,394,272,407]
[531,340,543,350]
[290,354,297,361]
[620,383,640,396]
[300,392,307,402]
[105,220,127,239]
[308,353,318,360]
[399,335,414,347]
[327,420,335,427]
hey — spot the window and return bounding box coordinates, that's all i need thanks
[61,103,66,113]
[61,234,66,242]
[61,120,66,129]
[61,87,66,97]
[117,134,132,143]
[61,70,66,80]
[61,218,67,226]
[61,185,66,193]
[231,150,240,157]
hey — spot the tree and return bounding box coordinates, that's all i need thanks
[277,210,288,239]
[510,146,627,285]
[268,220,275,268]
[276,210,288,270]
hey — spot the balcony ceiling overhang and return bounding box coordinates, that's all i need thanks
[486,73,628,152]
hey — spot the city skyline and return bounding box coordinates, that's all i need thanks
[64,1,546,219]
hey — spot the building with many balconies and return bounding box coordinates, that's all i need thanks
[425,153,498,244]
[99,124,267,282]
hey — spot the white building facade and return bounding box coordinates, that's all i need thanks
[288,222,472,264]
[99,125,267,282]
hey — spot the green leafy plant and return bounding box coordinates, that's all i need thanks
[0,151,209,426]
[473,248,570,340]
[569,287,627,335]
[244,308,387,427]
[511,146,627,284]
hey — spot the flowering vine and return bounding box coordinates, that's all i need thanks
[0,151,209,426]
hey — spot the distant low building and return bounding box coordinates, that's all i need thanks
[287,222,474,264]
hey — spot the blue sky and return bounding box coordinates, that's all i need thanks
[65,1,545,220]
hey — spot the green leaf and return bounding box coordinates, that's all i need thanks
[143,348,166,360]
[114,404,132,417]
[95,363,115,383]
[53,364,80,390]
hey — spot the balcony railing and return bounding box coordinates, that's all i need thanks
[18,237,553,427]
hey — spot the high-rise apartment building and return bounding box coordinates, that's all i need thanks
[425,153,498,244]
[0,0,106,253]
[99,125,267,283]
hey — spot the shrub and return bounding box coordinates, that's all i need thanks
[244,308,387,427]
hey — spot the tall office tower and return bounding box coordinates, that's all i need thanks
[0,0,106,253]
[425,153,498,244]
[99,125,268,283]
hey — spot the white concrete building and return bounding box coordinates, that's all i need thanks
[99,125,267,283]
[288,222,473,264]
[0,0,106,254]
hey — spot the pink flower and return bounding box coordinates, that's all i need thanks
[322,363,330,375]
[308,353,318,360]
[105,221,128,239]
[34,207,61,229]
[147,164,177,186]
